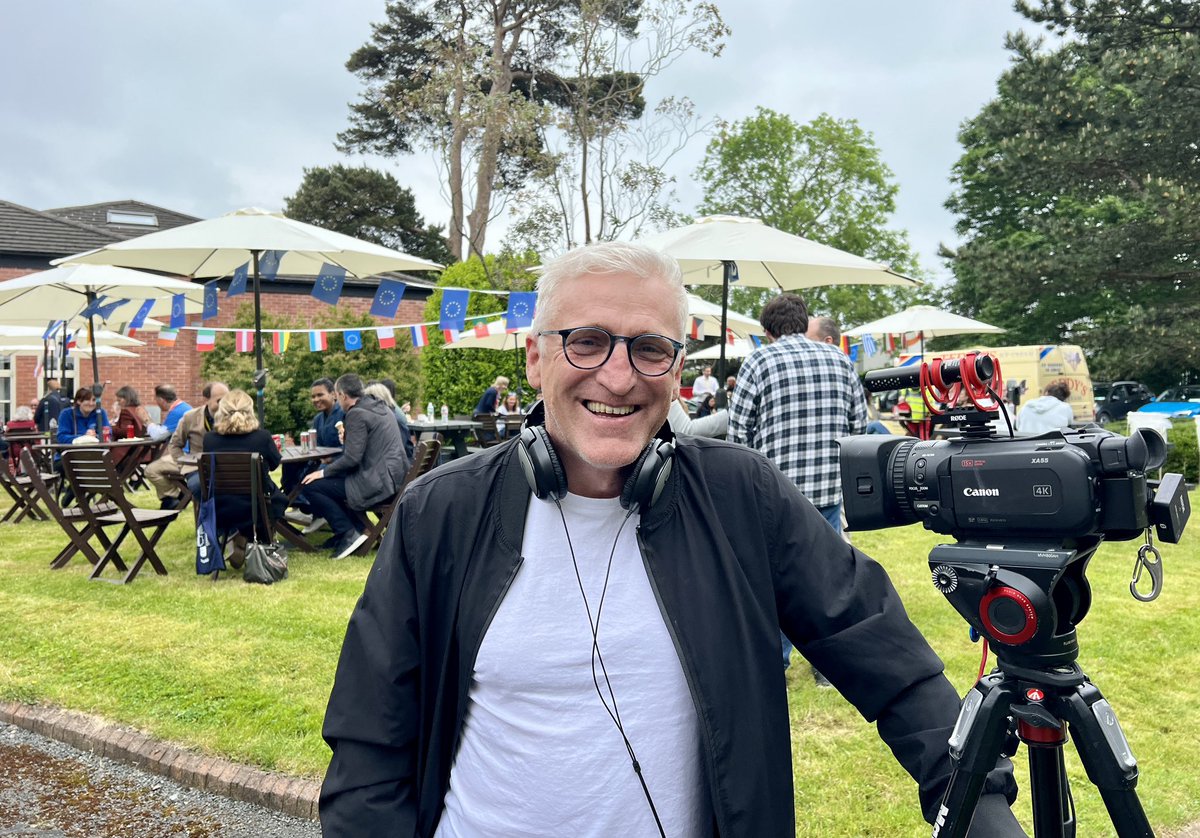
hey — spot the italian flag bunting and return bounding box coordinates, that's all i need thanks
[196,330,217,352]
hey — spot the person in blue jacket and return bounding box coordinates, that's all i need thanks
[55,387,111,506]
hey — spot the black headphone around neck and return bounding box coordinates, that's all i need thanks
[516,401,674,514]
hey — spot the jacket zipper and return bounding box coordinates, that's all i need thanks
[637,528,729,838]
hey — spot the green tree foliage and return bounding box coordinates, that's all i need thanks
[283,164,452,264]
[199,303,423,435]
[693,108,923,328]
[945,1,1200,386]
[420,255,540,414]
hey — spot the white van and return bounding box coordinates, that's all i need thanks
[930,344,1093,425]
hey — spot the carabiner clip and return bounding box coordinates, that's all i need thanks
[1130,536,1163,602]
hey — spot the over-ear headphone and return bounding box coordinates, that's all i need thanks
[517,401,674,514]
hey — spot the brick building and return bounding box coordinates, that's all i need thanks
[0,199,434,420]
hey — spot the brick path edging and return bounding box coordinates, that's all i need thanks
[0,701,320,820]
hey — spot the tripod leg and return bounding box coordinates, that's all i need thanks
[1026,739,1073,838]
[932,674,1017,838]
[1060,682,1153,837]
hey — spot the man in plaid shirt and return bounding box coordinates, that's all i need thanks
[728,293,868,678]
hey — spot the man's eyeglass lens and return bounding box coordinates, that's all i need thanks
[556,328,680,376]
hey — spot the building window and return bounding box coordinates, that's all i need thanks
[107,210,158,227]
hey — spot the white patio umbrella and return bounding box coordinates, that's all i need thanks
[0,264,202,385]
[637,215,918,376]
[0,343,138,359]
[57,207,443,418]
[0,326,144,348]
[689,338,759,360]
[844,304,1005,358]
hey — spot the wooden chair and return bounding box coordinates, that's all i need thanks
[501,415,524,439]
[60,448,181,584]
[20,448,114,570]
[199,452,314,554]
[124,438,167,492]
[472,413,503,447]
[0,455,54,524]
[350,438,442,556]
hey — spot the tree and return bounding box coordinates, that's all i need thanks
[945,1,1200,384]
[693,108,923,327]
[283,164,453,264]
[504,0,729,253]
[421,254,540,414]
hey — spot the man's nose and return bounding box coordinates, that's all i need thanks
[594,342,639,391]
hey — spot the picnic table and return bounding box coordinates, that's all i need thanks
[408,420,482,459]
[42,438,161,485]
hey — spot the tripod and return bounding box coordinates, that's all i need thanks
[929,541,1153,838]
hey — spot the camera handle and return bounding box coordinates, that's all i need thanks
[933,662,1152,838]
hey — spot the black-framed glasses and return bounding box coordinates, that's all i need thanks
[539,327,683,377]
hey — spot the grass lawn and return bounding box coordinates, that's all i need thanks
[1,485,1197,836]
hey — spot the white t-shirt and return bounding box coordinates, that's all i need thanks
[435,493,710,838]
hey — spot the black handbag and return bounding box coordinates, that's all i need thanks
[243,455,288,585]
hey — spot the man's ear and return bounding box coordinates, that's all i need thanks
[526,333,543,389]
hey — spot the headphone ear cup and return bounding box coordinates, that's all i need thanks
[620,440,674,513]
[518,425,568,500]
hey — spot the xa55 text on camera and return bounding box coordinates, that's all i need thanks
[837,428,1187,544]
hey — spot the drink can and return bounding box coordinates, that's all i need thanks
[102,425,112,442]
[303,430,312,451]
[273,433,283,452]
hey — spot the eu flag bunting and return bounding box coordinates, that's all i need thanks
[79,295,108,319]
[343,330,363,351]
[170,294,187,329]
[505,291,537,329]
[228,262,249,297]
[439,289,469,331]
[311,264,346,306]
[94,298,130,321]
[370,279,406,319]
[203,282,219,321]
[129,299,155,332]
[259,250,284,280]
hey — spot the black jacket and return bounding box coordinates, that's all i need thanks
[201,428,286,540]
[320,437,1017,836]
[322,395,409,510]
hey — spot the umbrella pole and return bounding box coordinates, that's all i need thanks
[85,290,101,394]
[252,252,265,424]
[59,323,68,391]
[717,260,733,384]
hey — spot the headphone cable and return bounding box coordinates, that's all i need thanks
[555,500,667,838]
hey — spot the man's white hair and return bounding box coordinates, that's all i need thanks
[532,241,688,339]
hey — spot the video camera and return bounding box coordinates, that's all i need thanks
[839,352,1190,669]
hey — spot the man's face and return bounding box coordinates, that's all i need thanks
[311,385,335,413]
[335,389,354,413]
[726,376,736,390]
[48,379,60,392]
[207,384,229,412]
[154,395,169,412]
[526,271,682,497]
[703,367,712,378]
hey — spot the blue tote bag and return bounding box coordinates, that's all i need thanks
[195,460,226,575]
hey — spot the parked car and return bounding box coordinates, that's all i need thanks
[1156,384,1200,403]
[1092,381,1154,424]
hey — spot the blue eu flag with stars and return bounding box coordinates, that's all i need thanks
[170,294,187,329]
[343,330,363,351]
[259,250,284,280]
[370,279,406,319]
[228,262,249,297]
[505,292,537,329]
[202,282,219,321]
[439,289,469,331]
[311,264,346,306]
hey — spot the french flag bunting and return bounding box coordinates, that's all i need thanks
[375,327,395,349]
[309,331,328,352]
[235,330,255,353]
[689,317,704,340]
[65,333,77,351]
[157,329,179,347]
[196,329,217,352]
[410,325,429,348]
[442,328,460,345]
[272,332,290,354]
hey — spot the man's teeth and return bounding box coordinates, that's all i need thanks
[586,402,635,416]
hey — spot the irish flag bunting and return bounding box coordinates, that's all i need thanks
[235,330,255,353]
[272,332,290,354]
[157,329,179,347]
[410,325,429,348]
[196,330,217,352]
[309,331,327,352]
[375,327,395,349]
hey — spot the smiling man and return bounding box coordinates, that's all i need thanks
[319,242,1023,838]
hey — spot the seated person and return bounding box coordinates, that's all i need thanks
[201,389,288,543]
[364,382,415,461]
[474,375,509,414]
[495,392,523,438]
[282,377,344,499]
[301,374,410,560]
[3,405,40,471]
[145,382,229,509]
[55,388,111,505]
[153,384,192,435]
[110,386,151,467]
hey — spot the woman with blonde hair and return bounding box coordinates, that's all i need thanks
[201,389,287,548]
[365,381,414,460]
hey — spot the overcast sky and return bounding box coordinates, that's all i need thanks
[0,2,1037,281]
